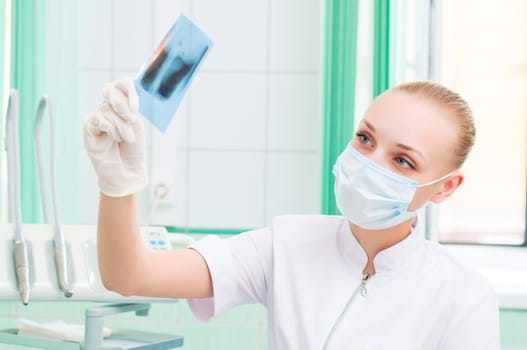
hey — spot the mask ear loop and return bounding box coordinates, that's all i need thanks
[416,171,457,188]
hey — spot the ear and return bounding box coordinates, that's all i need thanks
[430,170,464,204]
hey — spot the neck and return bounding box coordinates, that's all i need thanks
[349,219,414,275]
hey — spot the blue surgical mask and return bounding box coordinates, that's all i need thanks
[333,144,452,230]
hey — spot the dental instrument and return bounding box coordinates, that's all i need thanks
[5,90,31,305]
[16,318,112,343]
[34,95,74,298]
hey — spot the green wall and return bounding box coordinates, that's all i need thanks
[10,0,46,223]
[500,309,527,348]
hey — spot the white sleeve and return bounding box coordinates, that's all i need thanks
[438,285,500,350]
[186,227,272,321]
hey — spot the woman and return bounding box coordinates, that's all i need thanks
[83,80,499,349]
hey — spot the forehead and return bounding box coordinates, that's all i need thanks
[362,90,459,169]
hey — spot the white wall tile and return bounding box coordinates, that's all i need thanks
[112,69,136,81]
[78,0,112,68]
[74,0,323,231]
[192,0,269,71]
[113,0,154,70]
[154,0,192,44]
[189,73,266,149]
[269,0,321,71]
[54,146,82,224]
[266,152,321,223]
[76,70,112,146]
[135,174,153,226]
[268,74,321,151]
[188,151,265,229]
[148,150,188,226]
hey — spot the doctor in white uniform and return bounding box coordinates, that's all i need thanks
[83,80,500,349]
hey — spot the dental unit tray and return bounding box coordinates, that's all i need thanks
[0,302,184,349]
[0,225,190,348]
[0,224,192,302]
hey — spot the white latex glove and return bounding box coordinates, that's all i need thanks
[83,79,147,197]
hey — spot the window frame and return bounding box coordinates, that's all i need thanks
[426,0,527,309]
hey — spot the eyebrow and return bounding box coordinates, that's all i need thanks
[360,119,424,160]
[396,143,424,160]
[363,120,376,132]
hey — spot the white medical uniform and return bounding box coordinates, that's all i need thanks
[188,215,500,349]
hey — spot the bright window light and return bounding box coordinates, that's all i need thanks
[438,0,527,245]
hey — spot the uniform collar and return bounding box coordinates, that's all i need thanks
[338,217,424,274]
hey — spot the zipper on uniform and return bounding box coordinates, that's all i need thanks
[322,272,372,349]
[360,273,370,297]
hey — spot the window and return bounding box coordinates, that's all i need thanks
[353,0,526,245]
[437,0,527,245]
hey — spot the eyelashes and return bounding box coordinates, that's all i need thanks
[354,131,417,170]
[395,156,416,170]
[356,132,371,145]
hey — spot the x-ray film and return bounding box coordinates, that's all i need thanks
[135,14,213,132]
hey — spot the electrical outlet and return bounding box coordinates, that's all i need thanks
[149,181,175,207]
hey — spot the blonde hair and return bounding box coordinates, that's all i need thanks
[393,81,475,168]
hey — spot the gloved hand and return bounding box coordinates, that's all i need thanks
[83,79,148,197]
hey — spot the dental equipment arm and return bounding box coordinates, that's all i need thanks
[34,96,73,298]
[5,90,30,305]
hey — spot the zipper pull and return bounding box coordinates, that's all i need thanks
[360,273,370,297]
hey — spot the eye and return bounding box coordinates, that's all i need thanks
[395,156,415,170]
[356,133,371,145]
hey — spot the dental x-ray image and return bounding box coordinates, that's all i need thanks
[135,14,213,132]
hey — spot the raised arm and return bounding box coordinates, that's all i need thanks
[83,79,212,299]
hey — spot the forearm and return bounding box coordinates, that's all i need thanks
[97,193,147,295]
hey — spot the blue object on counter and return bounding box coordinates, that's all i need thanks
[135,14,213,132]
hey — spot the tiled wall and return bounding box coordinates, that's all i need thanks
[0,0,320,349]
[76,0,322,229]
